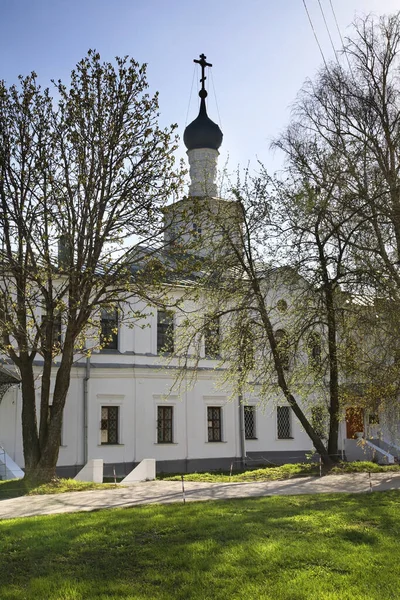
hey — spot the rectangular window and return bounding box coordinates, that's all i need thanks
[204,317,220,358]
[311,406,327,439]
[157,310,174,354]
[101,406,119,444]
[207,406,222,442]
[277,406,292,439]
[244,405,256,439]
[100,308,118,350]
[157,406,173,443]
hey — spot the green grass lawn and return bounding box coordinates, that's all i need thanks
[0,478,115,500]
[160,461,400,483]
[1,491,400,599]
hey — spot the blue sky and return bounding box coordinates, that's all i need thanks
[1,0,399,180]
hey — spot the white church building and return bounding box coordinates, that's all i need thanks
[0,56,397,479]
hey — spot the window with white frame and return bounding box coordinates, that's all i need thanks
[207,406,222,442]
[157,406,173,443]
[100,308,118,350]
[275,329,289,370]
[101,406,119,444]
[244,405,256,439]
[277,406,292,439]
[157,310,174,354]
[204,316,220,358]
[308,332,322,368]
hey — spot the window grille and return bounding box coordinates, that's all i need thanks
[207,406,222,442]
[157,406,173,443]
[368,412,380,425]
[100,308,118,350]
[277,406,291,439]
[204,317,220,358]
[192,223,202,236]
[157,311,174,354]
[101,406,119,444]
[277,299,288,313]
[311,405,327,439]
[244,406,256,439]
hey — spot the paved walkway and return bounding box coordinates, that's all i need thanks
[1,472,400,520]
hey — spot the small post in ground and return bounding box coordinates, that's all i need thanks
[181,475,186,504]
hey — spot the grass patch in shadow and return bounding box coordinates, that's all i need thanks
[0,491,399,599]
[0,478,116,500]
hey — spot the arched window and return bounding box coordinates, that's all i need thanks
[275,329,289,370]
[277,299,288,313]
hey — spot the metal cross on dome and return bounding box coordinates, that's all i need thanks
[194,53,212,97]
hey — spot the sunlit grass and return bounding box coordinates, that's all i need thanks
[0,491,399,599]
[160,461,400,483]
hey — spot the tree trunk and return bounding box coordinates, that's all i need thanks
[325,287,340,462]
[253,283,334,466]
[19,359,41,475]
[22,342,75,484]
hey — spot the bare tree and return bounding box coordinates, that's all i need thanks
[0,51,183,483]
[169,181,337,465]
[273,11,400,438]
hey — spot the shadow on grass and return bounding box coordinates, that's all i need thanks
[1,491,400,599]
[0,479,30,500]
[0,478,113,501]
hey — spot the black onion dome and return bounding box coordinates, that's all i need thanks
[184,96,223,151]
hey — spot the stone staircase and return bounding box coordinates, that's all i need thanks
[371,439,400,463]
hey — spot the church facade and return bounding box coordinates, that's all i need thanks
[0,56,396,479]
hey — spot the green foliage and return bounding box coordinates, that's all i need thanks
[159,463,319,482]
[160,461,400,482]
[1,493,400,599]
[0,49,183,481]
[331,461,400,474]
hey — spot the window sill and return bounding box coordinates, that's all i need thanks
[98,443,124,447]
[276,437,294,441]
[245,438,258,441]
[207,440,227,443]
[155,442,178,445]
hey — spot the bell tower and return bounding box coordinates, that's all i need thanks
[164,55,241,257]
[183,54,223,198]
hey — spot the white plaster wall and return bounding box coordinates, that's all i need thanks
[0,386,23,466]
[187,148,219,197]
[0,281,334,473]
[246,403,312,453]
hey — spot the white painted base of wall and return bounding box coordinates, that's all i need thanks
[121,459,156,482]
[0,448,24,480]
[74,459,104,483]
